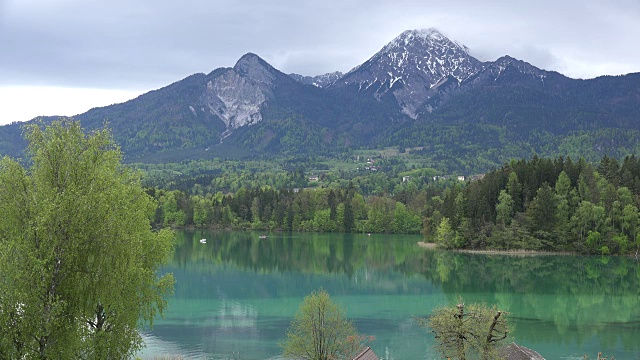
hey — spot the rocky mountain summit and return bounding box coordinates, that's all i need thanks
[467,55,554,85]
[330,28,484,118]
[203,53,279,134]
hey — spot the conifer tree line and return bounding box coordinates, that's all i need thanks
[430,155,640,254]
[148,155,640,254]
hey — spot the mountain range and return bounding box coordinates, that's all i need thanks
[1,28,639,172]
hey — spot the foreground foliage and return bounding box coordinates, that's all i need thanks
[0,120,174,359]
[417,300,510,360]
[281,289,370,360]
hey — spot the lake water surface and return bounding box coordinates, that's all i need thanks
[139,230,640,360]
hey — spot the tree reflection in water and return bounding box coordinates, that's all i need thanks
[147,230,640,359]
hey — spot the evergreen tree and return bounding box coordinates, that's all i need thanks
[343,199,355,233]
[495,190,514,226]
[526,183,558,249]
[506,171,523,213]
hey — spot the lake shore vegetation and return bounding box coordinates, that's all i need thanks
[141,154,640,255]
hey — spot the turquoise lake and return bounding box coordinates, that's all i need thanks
[139,230,640,359]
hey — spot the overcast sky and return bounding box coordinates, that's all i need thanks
[1,0,639,125]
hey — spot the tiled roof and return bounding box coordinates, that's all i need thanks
[352,346,379,360]
[499,342,545,360]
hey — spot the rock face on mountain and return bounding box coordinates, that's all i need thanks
[202,54,276,132]
[332,28,484,118]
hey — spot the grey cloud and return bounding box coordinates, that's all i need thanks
[1,0,639,90]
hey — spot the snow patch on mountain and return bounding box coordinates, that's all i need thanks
[334,28,484,118]
[289,71,344,88]
[465,55,550,86]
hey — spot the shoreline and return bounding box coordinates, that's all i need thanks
[417,242,639,258]
[417,241,576,256]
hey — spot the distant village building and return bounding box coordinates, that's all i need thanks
[402,176,410,182]
[432,174,485,182]
[308,176,319,182]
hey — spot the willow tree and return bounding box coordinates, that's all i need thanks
[281,289,369,360]
[0,120,174,359]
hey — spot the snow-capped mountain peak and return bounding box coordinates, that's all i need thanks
[384,28,466,52]
[334,28,484,118]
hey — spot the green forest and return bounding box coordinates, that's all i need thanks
[141,154,640,255]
